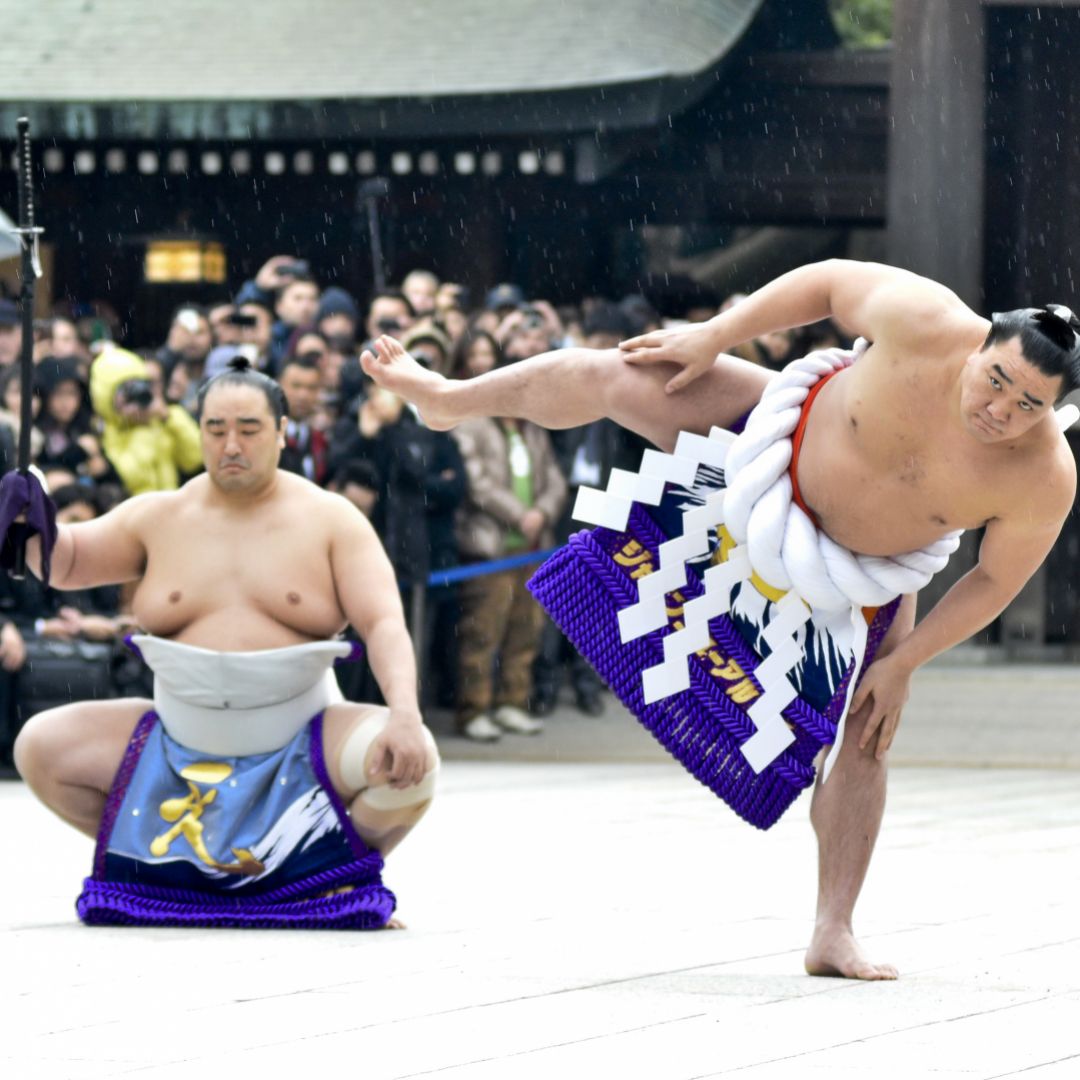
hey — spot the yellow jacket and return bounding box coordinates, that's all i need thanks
[89,348,203,495]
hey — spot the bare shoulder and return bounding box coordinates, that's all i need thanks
[835,261,984,349]
[304,481,378,540]
[107,487,188,537]
[1008,425,1077,522]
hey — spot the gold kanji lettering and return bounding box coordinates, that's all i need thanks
[726,678,759,704]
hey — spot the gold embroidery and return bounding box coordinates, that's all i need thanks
[713,524,788,603]
[726,678,759,704]
[615,539,654,579]
[149,762,265,876]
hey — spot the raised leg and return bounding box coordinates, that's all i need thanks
[362,335,774,452]
[321,703,439,857]
[804,596,915,980]
[14,698,152,839]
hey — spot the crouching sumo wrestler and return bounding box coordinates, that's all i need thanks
[10,357,438,928]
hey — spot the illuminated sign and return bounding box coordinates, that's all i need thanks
[145,240,226,284]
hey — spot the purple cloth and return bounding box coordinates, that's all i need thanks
[0,470,58,584]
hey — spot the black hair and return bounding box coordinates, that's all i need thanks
[450,328,504,379]
[619,294,660,336]
[368,288,416,319]
[276,274,318,298]
[583,301,635,341]
[51,482,100,515]
[278,353,321,377]
[196,356,287,424]
[983,305,1080,400]
[332,459,381,492]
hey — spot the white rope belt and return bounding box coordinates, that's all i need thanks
[573,342,974,777]
[724,341,963,609]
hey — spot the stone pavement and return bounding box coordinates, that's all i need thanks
[2,661,1080,1079]
[431,658,1080,769]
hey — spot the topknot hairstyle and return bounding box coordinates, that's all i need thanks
[196,355,287,424]
[983,305,1080,400]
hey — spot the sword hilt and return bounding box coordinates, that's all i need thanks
[16,117,33,233]
[12,118,36,580]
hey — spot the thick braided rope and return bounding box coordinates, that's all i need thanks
[723,340,963,612]
[571,342,1077,775]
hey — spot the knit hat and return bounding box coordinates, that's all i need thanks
[317,286,359,324]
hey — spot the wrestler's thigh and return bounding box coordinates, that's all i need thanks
[14,697,152,793]
[602,350,775,452]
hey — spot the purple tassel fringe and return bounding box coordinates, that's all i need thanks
[528,504,897,830]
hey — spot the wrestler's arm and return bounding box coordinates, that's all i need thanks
[327,496,429,788]
[853,456,1076,757]
[25,493,152,589]
[622,259,969,392]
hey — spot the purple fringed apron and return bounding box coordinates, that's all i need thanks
[77,640,396,929]
[528,417,898,830]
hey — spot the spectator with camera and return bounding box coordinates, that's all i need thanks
[208,302,241,346]
[363,289,415,346]
[239,255,321,375]
[158,306,214,411]
[88,346,202,496]
[497,299,564,363]
[401,322,453,377]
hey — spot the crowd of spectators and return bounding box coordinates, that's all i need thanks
[0,263,846,767]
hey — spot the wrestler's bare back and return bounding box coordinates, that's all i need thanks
[129,471,352,651]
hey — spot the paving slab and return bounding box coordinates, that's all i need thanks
[431,659,1080,769]
[2,744,1079,1079]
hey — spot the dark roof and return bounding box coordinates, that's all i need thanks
[1,0,766,101]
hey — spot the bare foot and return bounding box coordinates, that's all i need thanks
[804,925,898,981]
[359,335,457,430]
[383,915,407,930]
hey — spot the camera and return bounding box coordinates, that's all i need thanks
[277,260,310,279]
[520,306,545,330]
[226,312,258,328]
[118,379,155,409]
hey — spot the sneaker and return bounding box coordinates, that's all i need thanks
[461,714,502,743]
[493,705,544,735]
[528,692,557,717]
[575,691,605,717]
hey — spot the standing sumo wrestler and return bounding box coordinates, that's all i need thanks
[12,357,437,928]
[360,259,1077,977]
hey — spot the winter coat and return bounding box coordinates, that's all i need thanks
[451,418,567,562]
[88,348,203,496]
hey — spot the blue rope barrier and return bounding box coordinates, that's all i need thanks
[426,548,558,588]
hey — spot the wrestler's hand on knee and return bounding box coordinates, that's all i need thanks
[368,713,431,789]
[619,324,720,394]
[853,655,912,760]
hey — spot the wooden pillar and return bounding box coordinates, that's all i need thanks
[887,0,986,307]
